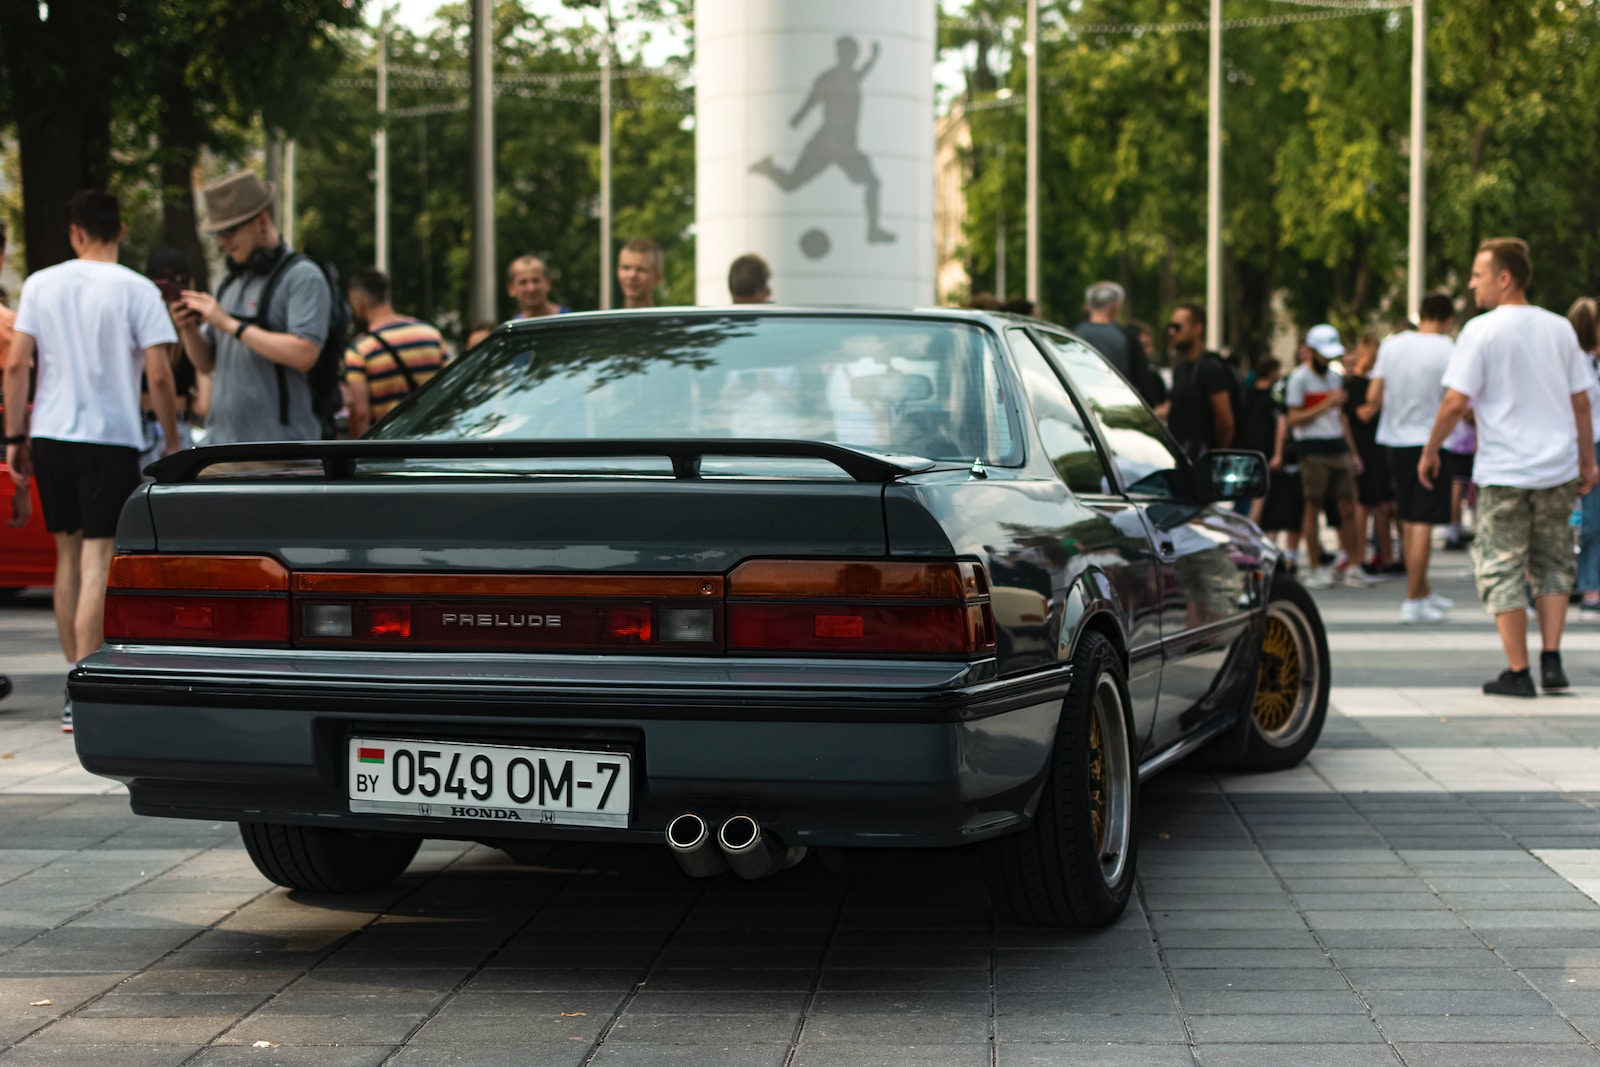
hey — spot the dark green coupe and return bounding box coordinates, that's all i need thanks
[71,308,1328,927]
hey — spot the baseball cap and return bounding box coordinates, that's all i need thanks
[1306,323,1345,359]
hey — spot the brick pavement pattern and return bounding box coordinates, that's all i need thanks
[3,559,1600,1066]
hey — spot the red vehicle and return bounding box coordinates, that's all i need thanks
[0,424,55,596]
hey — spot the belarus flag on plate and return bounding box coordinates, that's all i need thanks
[357,747,385,764]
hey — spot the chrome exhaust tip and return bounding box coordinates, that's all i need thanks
[716,814,808,880]
[665,812,728,878]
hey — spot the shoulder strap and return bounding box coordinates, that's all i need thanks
[250,251,305,331]
[358,326,419,393]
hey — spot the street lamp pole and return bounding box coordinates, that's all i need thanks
[470,0,496,323]
[1407,0,1426,324]
[375,8,389,276]
[1024,0,1039,309]
[996,141,1007,300]
[598,0,613,311]
[1206,0,1223,351]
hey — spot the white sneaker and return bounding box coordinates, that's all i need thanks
[1400,599,1445,624]
[1425,591,1454,611]
[1340,567,1376,588]
[1303,568,1335,590]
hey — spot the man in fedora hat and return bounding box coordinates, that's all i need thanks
[171,170,332,443]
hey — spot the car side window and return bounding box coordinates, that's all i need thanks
[1008,330,1113,495]
[1041,334,1187,499]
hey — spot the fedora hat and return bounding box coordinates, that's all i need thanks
[200,170,277,234]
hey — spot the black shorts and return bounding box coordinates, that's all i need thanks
[28,437,141,538]
[1259,466,1305,531]
[1446,449,1474,483]
[1387,445,1452,525]
[1355,446,1394,506]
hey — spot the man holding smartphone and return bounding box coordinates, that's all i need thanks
[170,170,330,444]
[1,190,179,732]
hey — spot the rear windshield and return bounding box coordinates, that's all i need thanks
[375,315,1021,466]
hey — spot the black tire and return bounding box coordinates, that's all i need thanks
[0,588,24,602]
[1229,574,1330,772]
[984,630,1139,927]
[239,822,421,893]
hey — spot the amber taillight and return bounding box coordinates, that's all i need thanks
[725,560,996,657]
[104,555,290,645]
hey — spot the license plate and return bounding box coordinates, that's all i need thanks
[347,737,630,828]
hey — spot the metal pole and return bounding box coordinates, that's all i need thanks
[996,142,1007,299]
[598,0,613,311]
[1024,0,1040,309]
[1205,0,1223,351]
[375,9,390,275]
[470,0,496,322]
[282,139,297,249]
[1407,0,1426,324]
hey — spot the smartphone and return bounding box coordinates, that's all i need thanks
[156,279,183,303]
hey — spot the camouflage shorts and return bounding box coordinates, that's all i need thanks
[1471,482,1578,614]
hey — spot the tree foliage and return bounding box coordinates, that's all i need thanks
[291,0,695,337]
[950,0,1600,361]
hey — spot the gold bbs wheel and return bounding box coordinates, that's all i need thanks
[1252,597,1320,748]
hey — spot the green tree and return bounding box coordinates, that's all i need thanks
[292,0,694,335]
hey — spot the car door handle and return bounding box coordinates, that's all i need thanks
[1159,540,1176,558]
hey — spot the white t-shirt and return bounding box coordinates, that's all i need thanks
[1440,304,1591,490]
[1285,365,1345,441]
[1585,354,1600,442]
[1372,330,1452,448]
[14,259,177,450]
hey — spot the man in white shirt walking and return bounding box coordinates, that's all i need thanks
[1,190,179,731]
[1420,238,1598,698]
[1368,294,1458,623]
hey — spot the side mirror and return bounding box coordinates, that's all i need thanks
[1199,450,1268,502]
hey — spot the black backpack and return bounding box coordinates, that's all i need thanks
[220,251,350,439]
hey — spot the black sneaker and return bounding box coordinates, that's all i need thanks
[1483,669,1536,698]
[1541,651,1570,692]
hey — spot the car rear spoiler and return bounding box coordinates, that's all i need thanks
[145,439,939,484]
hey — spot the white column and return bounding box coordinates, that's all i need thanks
[599,0,613,310]
[1407,0,1426,324]
[375,10,390,275]
[470,0,496,322]
[1205,0,1223,351]
[1024,0,1039,308]
[695,0,936,306]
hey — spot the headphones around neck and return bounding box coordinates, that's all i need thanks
[240,241,288,277]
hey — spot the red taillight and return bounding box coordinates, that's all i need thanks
[726,560,996,657]
[105,554,290,645]
[603,606,652,642]
[364,604,412,638]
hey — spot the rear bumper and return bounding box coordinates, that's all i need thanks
[70,650,1069,848]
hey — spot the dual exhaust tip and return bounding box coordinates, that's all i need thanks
[665,812,808,880]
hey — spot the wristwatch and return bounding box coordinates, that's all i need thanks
[4,434,25,446]
[235,320,250,340]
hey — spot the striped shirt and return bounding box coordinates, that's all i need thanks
[344,317,446,421]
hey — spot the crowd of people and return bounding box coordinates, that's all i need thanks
[1083,238,1598,698]
[2,167,1597,715]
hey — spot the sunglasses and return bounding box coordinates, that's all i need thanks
[214,220,249,240]
[1165,322,1182,332]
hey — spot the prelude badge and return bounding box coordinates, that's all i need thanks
[440,612,562,628]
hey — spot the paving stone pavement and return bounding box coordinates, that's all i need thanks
[4,556,1600,1066]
